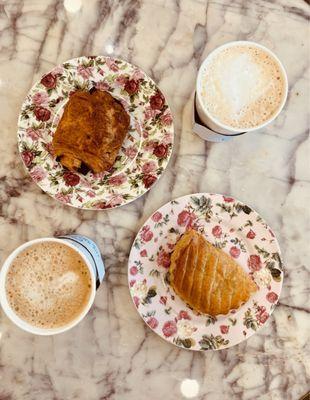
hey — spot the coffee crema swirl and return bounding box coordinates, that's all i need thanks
[5,241,92,329]
[200,44,286,129]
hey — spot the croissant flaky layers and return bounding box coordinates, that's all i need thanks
[169,230,257,316]
[52,90,130,173]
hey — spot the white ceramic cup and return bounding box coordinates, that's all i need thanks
[195,41,288,135]
[0,236,104,335]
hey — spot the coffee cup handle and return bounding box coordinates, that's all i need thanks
[193,93,246,142]
[58,234,105,289]
[193,120,233,142]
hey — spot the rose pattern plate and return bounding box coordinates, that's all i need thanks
[128,193,283,351]
[17,56,174,209]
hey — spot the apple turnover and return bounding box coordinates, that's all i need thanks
[169,230,257,316]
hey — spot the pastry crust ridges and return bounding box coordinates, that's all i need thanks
[169,230,257,316]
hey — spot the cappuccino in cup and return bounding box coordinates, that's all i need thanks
[6,241,92,329]
[196,41,288,135]
[0,236,104,335]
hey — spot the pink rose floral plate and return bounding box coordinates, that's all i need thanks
[128,193,283,351]
[17,56,174,209]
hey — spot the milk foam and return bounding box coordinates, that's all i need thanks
[5,242,92,329]
[200,45,286,129]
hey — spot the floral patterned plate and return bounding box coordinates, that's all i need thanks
[128,193,283,351]
[17,56,174,209]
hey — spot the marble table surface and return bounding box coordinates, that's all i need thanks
[0,0,309,399]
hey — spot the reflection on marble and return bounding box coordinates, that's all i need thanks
[0,0,309,399]
[64,0,82,14]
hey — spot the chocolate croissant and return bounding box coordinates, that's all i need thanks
[170,230,257,316]
[52,90,130,173]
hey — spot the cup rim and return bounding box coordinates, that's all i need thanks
[196,40,288,134]
[0,237,96,335]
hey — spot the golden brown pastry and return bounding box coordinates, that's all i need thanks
[52,90,130,173]
[170,230,257,316]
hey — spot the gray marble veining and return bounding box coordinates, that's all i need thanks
[0,0,309,399]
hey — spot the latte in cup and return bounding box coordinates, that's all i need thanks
[5,241,92,329]
[198,43,287,130]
